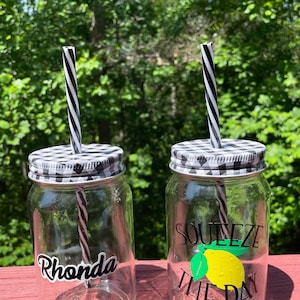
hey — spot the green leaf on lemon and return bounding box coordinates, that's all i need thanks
[204,239,248,256]
[190,252,208,281]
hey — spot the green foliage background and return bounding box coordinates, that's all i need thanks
[0,0,299,265]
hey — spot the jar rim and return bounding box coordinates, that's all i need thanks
[29,170,125,188]
[169,167,265,180]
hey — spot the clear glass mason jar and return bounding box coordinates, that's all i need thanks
[166,139,271,300]
[27,144,136,300]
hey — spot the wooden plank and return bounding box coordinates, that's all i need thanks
[267,255,299,300]
[0,255,298,299]
[136,260,168,299]
[0,266,36,300]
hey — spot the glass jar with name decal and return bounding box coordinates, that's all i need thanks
[166,139,271,300]
[27,144,136,300]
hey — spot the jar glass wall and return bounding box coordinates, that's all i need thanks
[166,172,270,300]
[28,176,135,300]
[27,144,136,300]
[166,139,271,300]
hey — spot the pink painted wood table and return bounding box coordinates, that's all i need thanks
[0,255,298,299]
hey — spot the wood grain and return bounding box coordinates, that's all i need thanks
[0,255,298,299]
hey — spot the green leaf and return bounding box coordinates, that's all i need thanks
[190,252,208,281]
[0,73,13,84]
[245,3,255,14]
[7,137,20,146]
[19,120,30,134]
[0,120,10,129]
[37,120,48,130]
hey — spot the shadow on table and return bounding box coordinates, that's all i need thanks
[135,263,294,300]
[266,264,294,300]
[136,264,168,300]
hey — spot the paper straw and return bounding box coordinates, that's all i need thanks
[62,47,91,285]
[62,46,82,154]
[200,42,222,149]
[201,43,229,239]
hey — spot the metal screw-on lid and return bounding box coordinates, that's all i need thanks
[28,143,125,183]
[170,139,266,176]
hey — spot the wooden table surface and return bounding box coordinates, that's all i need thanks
[0,255,298,299]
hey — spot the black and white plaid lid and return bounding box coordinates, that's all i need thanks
[28,144,125,183]
[170,139,266,176]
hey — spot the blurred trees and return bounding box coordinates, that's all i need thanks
[0,0,299,265]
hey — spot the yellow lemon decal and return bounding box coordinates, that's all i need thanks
[190,239,248,291]
[204,249,244,290]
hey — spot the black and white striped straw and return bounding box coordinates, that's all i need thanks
[62,47,91,284]
[200,42,222,149]
[76,188,91,265]
[62,46,82,154]
[201,43,229,239]
[216,182,230,238]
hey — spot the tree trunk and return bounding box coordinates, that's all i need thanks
[90,2,111,143]
[98,119,111,144]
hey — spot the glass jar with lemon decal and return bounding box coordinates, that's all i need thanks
[166,139,271,300]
